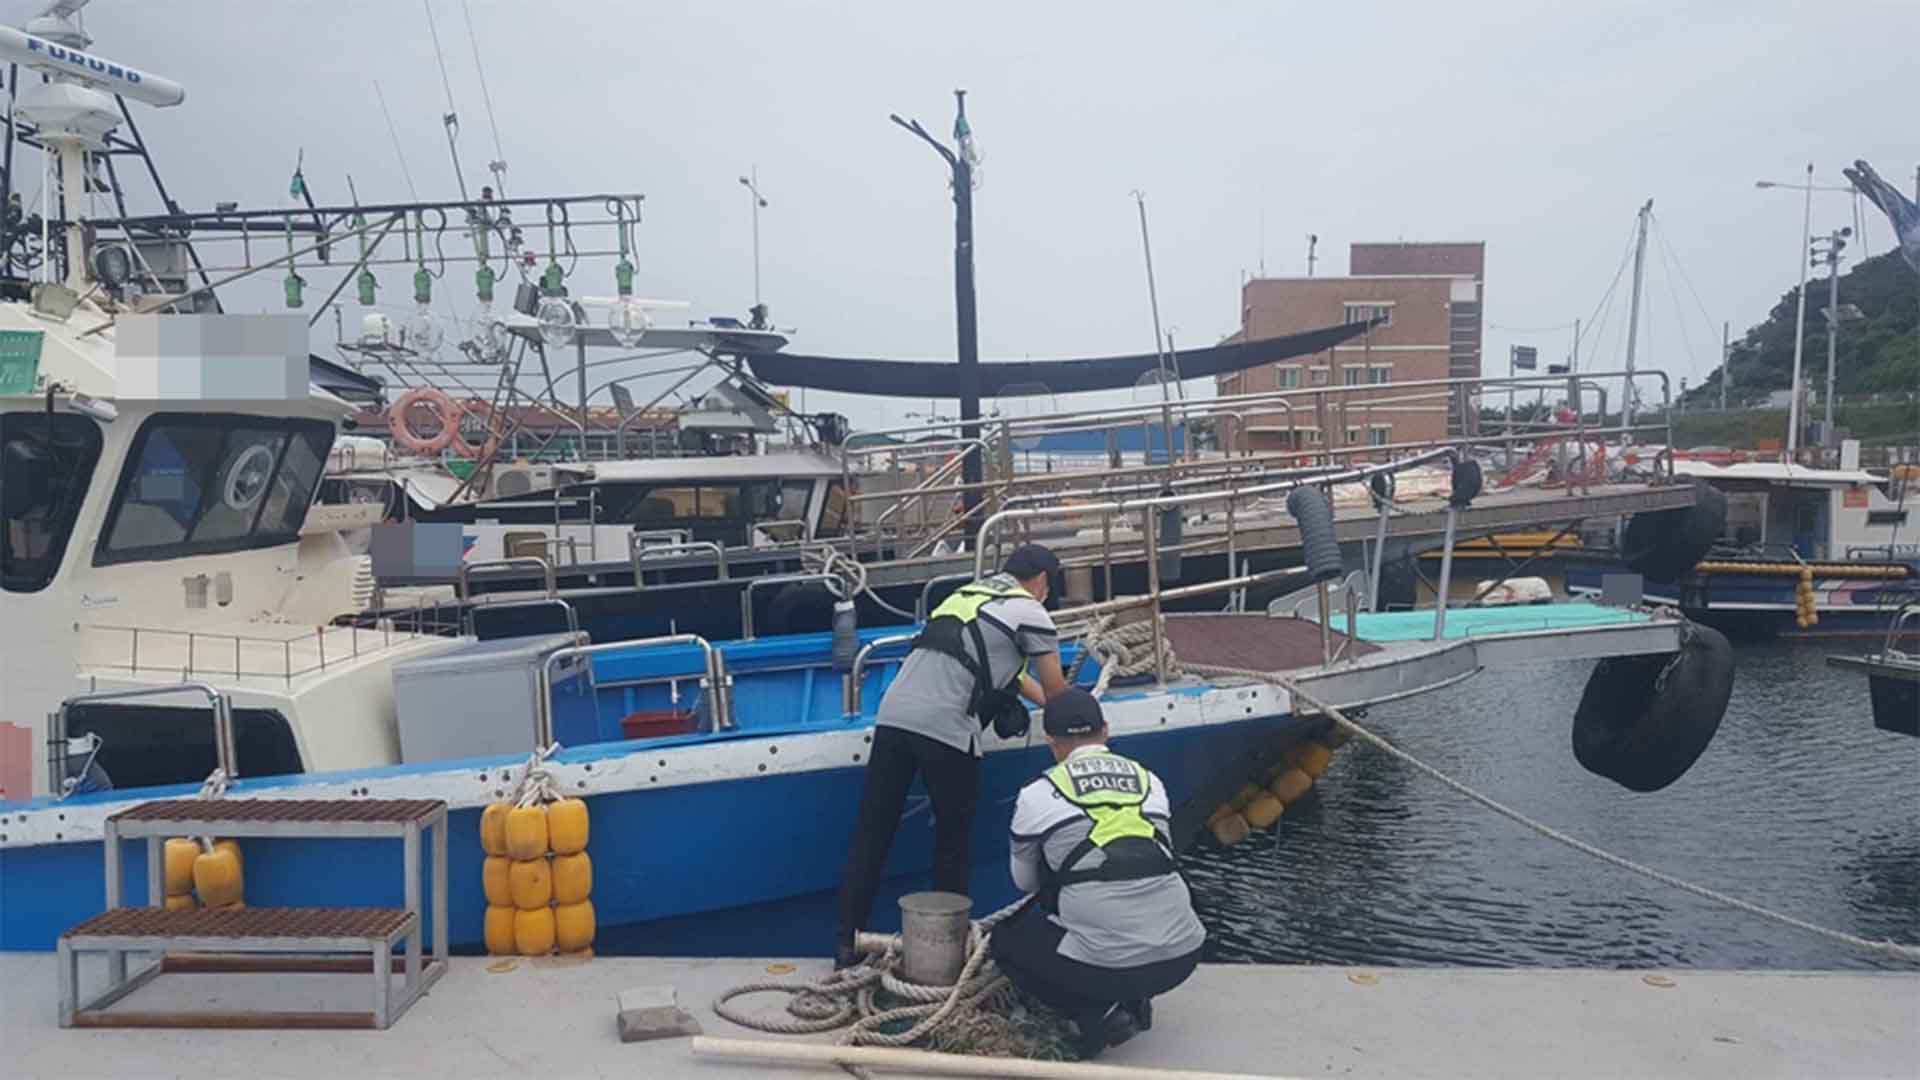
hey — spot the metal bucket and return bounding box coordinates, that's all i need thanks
[897,891,971,986]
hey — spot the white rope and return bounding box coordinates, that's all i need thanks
[1182,661,1920,966]
[507,743,560,808]
[802,545,919,621]
[716,900,1032,1049]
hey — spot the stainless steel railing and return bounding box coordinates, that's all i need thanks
[48,683,235,801]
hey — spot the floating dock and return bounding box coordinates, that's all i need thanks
[5,954,1913,1079]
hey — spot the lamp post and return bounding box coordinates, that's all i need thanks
[1755,169,1853,457]
[737,169,768,311]
[891,91,983,508]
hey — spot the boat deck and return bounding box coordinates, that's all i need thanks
[5,953,1911,1079]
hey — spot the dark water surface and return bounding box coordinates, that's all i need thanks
[1185,641,1920,970]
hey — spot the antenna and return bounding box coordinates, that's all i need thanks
[0,23,184,290]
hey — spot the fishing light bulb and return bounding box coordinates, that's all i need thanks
[472,302,509,364]
[606,297,650,347]
[402,302,444,358]
[536,295,578,347]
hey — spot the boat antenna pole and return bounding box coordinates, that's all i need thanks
[1621,198,1651,438]
[890,91,983,518]
[1132,190,1179,477]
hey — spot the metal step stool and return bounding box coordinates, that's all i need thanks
[59,797,449,1029]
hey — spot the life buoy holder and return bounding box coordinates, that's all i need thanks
[448,398,505,460]
[389,387,461,454]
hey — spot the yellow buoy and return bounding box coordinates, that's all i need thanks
[164,893,197,912]
[1270,768,1314,804]
[553,899,595,952]
[192,847,244,908]
[508,857,552,910]
[1209,811,1252,847]
[1243,792,1285,829]
[514,905,556,955]
[505,804,548,861]
[1229,783,1261,811]
[547,798,589,855]
[484,905,517,955]
[551,852,592,905]
[213,900,245,910]
[1291,742,1334,779]
[213,838,243,870]
[482,856,513,908]
[163,838,199,896]
[480,802,512,857]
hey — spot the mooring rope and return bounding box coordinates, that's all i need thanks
[1172,655,1920,966]
[715,899,1050,1057]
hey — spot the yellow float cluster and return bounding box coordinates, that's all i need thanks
[481,798,594,957]
[1205,733,1343,845]
[161,837,244,910]
[1795,569,1819,630]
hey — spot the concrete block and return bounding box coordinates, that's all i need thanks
[615,985,702,1043]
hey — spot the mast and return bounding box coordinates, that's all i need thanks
[1621,198,1652,432]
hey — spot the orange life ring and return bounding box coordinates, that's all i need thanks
[448,398,504,460]
[388,387,460,454]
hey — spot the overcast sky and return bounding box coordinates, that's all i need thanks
[34,0,1916,427]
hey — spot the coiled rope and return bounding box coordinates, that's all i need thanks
[715,899,1055,1055]
[1168,651,1920,966]
[800,545,919,621]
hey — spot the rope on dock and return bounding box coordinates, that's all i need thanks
[1180,659,1920,966]
[715,900,1071,1058]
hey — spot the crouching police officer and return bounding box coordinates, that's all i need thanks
[834,545,1069,966]
[990,688,1205,1059]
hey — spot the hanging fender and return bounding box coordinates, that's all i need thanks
[1572,622,1734,792]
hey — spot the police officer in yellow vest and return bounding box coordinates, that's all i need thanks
[990,688,1205,1059]
[835,545,1070,966]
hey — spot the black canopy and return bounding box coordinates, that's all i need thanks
[737,321,1372,397]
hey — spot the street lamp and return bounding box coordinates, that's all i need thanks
[737,169,768,313]
[891,91,984,506]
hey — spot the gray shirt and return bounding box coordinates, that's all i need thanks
[1008,745,1207,968]
[876,574,1058,754]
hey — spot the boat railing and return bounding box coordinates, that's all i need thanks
[538,634,732,745]
[458,557,557,602]
[844,633,919,714]
[629,532,729,583]
[47,683,235,801]
[83,610,459,686]
[842,369,1673,555]
[1880,603,1920,660]
[740,572,846,640]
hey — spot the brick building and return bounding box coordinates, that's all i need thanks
[1218,241,1484,452]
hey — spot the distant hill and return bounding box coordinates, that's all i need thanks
[1685,248,1918,405]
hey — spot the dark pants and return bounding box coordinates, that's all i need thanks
[989,901,1201,1035]
[835,725,980,945]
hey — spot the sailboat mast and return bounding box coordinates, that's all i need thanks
[1622,198,1652,433]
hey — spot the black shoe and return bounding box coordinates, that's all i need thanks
[1074,1003,1137,1059]
[833,943,861,971]
[1128,997,1154,1031]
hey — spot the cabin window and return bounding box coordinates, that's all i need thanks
[1,412,102,592]
[95,414,333,566]
[66,703,302,788]
[817,480,851,538]
[1867,509,1908,526]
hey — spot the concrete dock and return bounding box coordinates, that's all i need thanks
[4,954,1915,1079]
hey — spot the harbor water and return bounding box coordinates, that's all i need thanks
[1186,640,1920,971]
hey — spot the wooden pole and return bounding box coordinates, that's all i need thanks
[690,1036,1293,1080]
